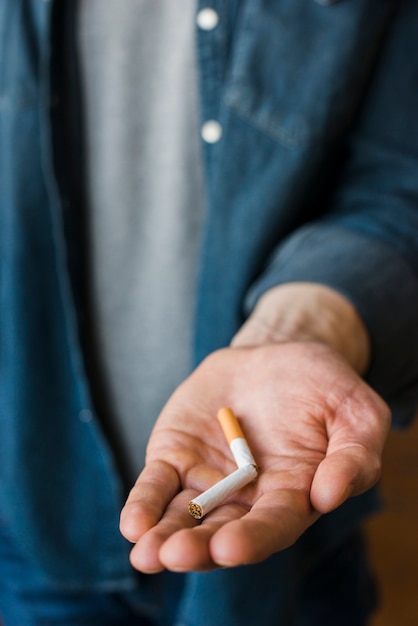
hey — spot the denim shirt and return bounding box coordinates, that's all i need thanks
[2,0,418,603]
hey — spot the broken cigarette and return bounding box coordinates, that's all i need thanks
[188,407,258,519]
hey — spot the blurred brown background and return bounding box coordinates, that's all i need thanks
[367,416,418,626]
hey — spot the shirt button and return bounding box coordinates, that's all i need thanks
[196,8,219,31]
[201,120,222,143]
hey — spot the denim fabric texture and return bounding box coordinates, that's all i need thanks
[0,514,376,626]
[1,0,418,620]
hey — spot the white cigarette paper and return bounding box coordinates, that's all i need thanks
[217,407,257,468]
[188,463,258,520]
[229,437,257,468]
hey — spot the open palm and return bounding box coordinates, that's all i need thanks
[120,341,389,573]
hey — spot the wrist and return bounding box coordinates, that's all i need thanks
[231,283,371,375]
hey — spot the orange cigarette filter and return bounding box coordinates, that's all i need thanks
[217,407,245,443]
[217,407,257,468]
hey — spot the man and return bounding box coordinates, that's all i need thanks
[1,1,418,624]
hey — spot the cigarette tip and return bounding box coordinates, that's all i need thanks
[188,501,203,519]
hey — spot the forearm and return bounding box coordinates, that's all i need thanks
[232,282,370,375]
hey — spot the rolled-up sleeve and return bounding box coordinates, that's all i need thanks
[246,3,418,427]
[246,224,418,427]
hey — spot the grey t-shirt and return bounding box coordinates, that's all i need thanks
[78,0,205,480]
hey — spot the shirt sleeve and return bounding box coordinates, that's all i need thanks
[246,2,418,427]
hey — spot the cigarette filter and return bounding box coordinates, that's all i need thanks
[188,463,258,519]
[217,407,257,468]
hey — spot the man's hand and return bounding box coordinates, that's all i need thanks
[120,286,390,573]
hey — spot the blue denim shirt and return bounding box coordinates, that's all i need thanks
[2,0,418,608]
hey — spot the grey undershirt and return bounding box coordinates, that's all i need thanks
[78,0,205,480]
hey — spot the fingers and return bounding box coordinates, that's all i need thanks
[129,489,200,573]
[129,488,318,573]
[207,490,319,567]
[120,460,181,543]
[132,499,248,573]
[310,446,382,514]
[310,386,391,514]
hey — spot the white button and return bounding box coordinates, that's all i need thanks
[196,8,219,31]
[201,120,222,143]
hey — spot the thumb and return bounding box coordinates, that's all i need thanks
[310,445,382,514]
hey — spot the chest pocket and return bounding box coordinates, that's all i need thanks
[224,0,394,146]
